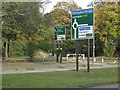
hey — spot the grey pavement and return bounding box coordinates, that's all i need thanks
[91,84,120,88]
[1,68,74,74]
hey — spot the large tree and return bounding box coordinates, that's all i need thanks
[49,1,81,55]
[2,2,20,59]
[2,2,47,60]
[95,2,119,57]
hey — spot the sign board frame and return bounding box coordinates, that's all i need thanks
[54,26,66,41]
[71,8,94,40]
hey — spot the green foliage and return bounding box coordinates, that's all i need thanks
[2,2,47,59]
[95,34,104,56]
[9,40,27,57]
[62,40,75,56]
[2,2,20,41]
[103,39,116,57]
[95,3,119,57]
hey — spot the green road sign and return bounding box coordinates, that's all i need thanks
[54,26,66,41]
[71,8,94,40]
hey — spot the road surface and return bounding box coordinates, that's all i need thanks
[1,62,119,74]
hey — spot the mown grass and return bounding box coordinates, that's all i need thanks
[2,68,119,88]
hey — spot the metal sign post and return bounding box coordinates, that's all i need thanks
[76,40,79,71]
[54,26,66,63]
[59,44,62,63]
[87,39,90,72]
[56,43,59,62]
[71,8,94,72]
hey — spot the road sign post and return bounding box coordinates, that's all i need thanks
[87,39,90,72]
[54,26,66,63]
[71,8,94,72]
[56,44,59,62]
[60,45,62,63]
[76,40,79,71]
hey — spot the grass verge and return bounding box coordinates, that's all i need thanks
[2,68,119,88]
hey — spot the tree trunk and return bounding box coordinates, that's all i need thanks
[104,36,108,47]
[8,40,11,58]
[4,42,8,60]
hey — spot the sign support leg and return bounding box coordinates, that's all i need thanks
[87,39,90,72]
[76,40,79,71]
[93,37,95,64]
[60,44,62,63]
[56,44,59,62]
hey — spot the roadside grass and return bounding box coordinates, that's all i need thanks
[2,68,118,88]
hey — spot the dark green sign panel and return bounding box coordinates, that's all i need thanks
[54,26,66,41]
[71,8,94,40]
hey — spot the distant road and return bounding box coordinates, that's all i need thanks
[1,64,119,74]
[1,61,120,74]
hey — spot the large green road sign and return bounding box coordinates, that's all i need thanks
[54,26,66,41]
[71,8,94,40]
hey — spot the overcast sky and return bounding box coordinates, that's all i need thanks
[44,0,93,13]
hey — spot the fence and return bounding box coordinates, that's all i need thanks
[66,54,85,61]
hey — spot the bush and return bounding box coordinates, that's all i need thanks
[9,40,27,57]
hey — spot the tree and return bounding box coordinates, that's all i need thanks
[2,2,21,59]
[2,2,47,60]
[49,1,81,55]
[95,2,119,57]
[14,2,47,60]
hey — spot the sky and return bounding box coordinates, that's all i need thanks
[44,0,93,13]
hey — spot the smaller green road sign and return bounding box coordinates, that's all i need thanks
[54,26,66,41]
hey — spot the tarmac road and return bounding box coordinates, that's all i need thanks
[1,63,119,74]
